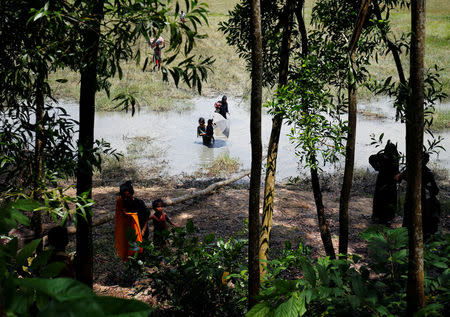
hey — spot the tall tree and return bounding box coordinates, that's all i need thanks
[406,0,426,313]
[259,0,297,275]
[75,0,104,287]
[339,0,372,255]
[248,0,263,308]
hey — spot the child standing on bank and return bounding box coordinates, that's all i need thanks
[150,199,178,247]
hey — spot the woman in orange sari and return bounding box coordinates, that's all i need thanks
[115,181,148,261]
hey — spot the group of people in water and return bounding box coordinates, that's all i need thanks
[197,95,230,146]
[369,141,441,240]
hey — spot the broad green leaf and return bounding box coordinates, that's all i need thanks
[11,208,30,226]
[13,199,41,211]
[15,278,93,302]
[246,302,272,317]
[302,261,316,287]
[93,296,153,316]
[16,238,42,267]
[40,262,66,278]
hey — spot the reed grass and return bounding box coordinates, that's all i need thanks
[48,0,449,113]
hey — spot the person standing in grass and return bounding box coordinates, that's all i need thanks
[152,37,165,71]
[150,199,178,247]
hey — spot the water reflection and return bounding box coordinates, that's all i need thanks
[61,96,449,180]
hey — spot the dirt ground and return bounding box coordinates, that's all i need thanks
[67,176,448,305]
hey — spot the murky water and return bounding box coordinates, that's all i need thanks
[62,96,449,180]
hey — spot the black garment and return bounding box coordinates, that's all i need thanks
[218,101,228,119]
[124,198,150,239]
[400,165,440,239]
[202,124,214,145]
[369,148,399,224]
[422,166,440,239]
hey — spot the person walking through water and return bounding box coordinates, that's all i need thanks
[396,151,441,240]
[115,181,150,261]
[369,141,400,224]
[214,95,230,119]
[197,117,207,144]
[152,37,165,71]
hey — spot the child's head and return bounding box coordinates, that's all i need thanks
[152,198,164,211]
[48,226,68,251]
[198,117,205,125]
[207,119,213,126]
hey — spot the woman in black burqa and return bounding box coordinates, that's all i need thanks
[369,141,400,224]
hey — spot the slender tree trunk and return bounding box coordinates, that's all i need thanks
[310,167,336,258]
[406,0,425,314]
[339,0,371,255]
[75,0,103,288]
[248,0,263,309]
[30,71,45,241]
[295,0,308,58]
[259,0,295,276]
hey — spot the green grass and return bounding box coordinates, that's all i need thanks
[48,0,449,111]
[198,153,241,178]
[430,105,450,130]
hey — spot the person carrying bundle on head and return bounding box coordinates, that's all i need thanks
[214,95,230,119]
[151,36,165,71]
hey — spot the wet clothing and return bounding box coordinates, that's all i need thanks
[203,124,214,146]
[115,196,144,261]
[217,101,228,119]
[150,212,172,246]
[369,148,399,224]
[197,125,206,137]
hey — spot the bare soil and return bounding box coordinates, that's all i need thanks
[61,177,449,305]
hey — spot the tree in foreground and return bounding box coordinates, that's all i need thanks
[248,0,263,308]
[405,0,426,313]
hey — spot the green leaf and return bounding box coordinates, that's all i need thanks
[13,199,41,211]
[40,262,66,278]
[92,296,153,316]
[10,208,30,226]
[246,302,272,317]
[302,261,316,287]
[15,278,93,302]
[16,238,42,267]
[431,261,448,269]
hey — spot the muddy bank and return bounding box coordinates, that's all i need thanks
[61,171,447,303]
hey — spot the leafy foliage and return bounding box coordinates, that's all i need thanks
[132,220,248,316]
[246,227,450,317]
[0,199,152,316]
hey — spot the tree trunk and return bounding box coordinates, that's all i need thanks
[248,0,263,309]
[75,0,104,288]
[259,0,295,276]
[406,0,425,314]
[295,0,308,58]
[311,167,336,259]
[30,70,45,241]
[339,0,371,255]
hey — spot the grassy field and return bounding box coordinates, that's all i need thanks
[49,0,449,113]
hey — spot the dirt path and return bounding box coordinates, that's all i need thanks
[58,179,448,304]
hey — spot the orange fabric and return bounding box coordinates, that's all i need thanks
[114,197,143,262]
